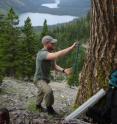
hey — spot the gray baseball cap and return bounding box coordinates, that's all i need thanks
[42,35,57,44]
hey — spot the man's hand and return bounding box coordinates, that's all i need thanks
[64,67,73,76]
[71,41,80,49]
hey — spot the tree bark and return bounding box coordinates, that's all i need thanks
[75,0,117,106]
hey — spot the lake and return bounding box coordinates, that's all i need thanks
[18,12,77,27]
[18,0,78,27]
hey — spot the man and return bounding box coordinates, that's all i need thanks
[33,35,77,115]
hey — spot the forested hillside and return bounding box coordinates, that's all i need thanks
[49,15,90,85]
[0,8,90,86]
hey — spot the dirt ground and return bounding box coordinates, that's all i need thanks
[0,78,90,124]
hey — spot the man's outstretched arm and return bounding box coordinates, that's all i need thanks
[46,42,77,60]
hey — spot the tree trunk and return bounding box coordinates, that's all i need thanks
[75,0,117,106]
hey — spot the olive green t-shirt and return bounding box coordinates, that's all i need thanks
[33,48,54,82]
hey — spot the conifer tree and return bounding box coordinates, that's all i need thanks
[40,19,49,41]
[0,12,5,85]
[18,17,36,80]
[0,8,20,77]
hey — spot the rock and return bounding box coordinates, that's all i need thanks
[0,78,90,124]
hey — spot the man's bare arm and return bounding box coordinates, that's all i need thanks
[54,62,64,73]
[54,61,73,76]
[47,42,76,60]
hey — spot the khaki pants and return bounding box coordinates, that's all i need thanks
[34,80,54,107]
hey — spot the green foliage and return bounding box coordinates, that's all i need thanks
[0,13,5,85]
[0,8,90,86]
[26,98,38,112]
[0,9,37,81]
[39,19,49,42]
[49,15,90,86]
[0,74,4,87]
[67,47,86,86]
[0,8,20,77]
[16,17,36,79]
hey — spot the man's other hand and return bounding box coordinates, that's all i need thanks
[64,67,73,76]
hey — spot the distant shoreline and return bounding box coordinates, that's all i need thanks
[18,12,78,27]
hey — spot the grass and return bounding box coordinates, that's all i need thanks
[0,87,17,95]
[26,98,38,112]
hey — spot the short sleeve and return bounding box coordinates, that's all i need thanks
[38,51,48,60]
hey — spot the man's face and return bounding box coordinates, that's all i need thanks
[46,42,56,51]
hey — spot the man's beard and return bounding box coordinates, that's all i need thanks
[47,47,54,52]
